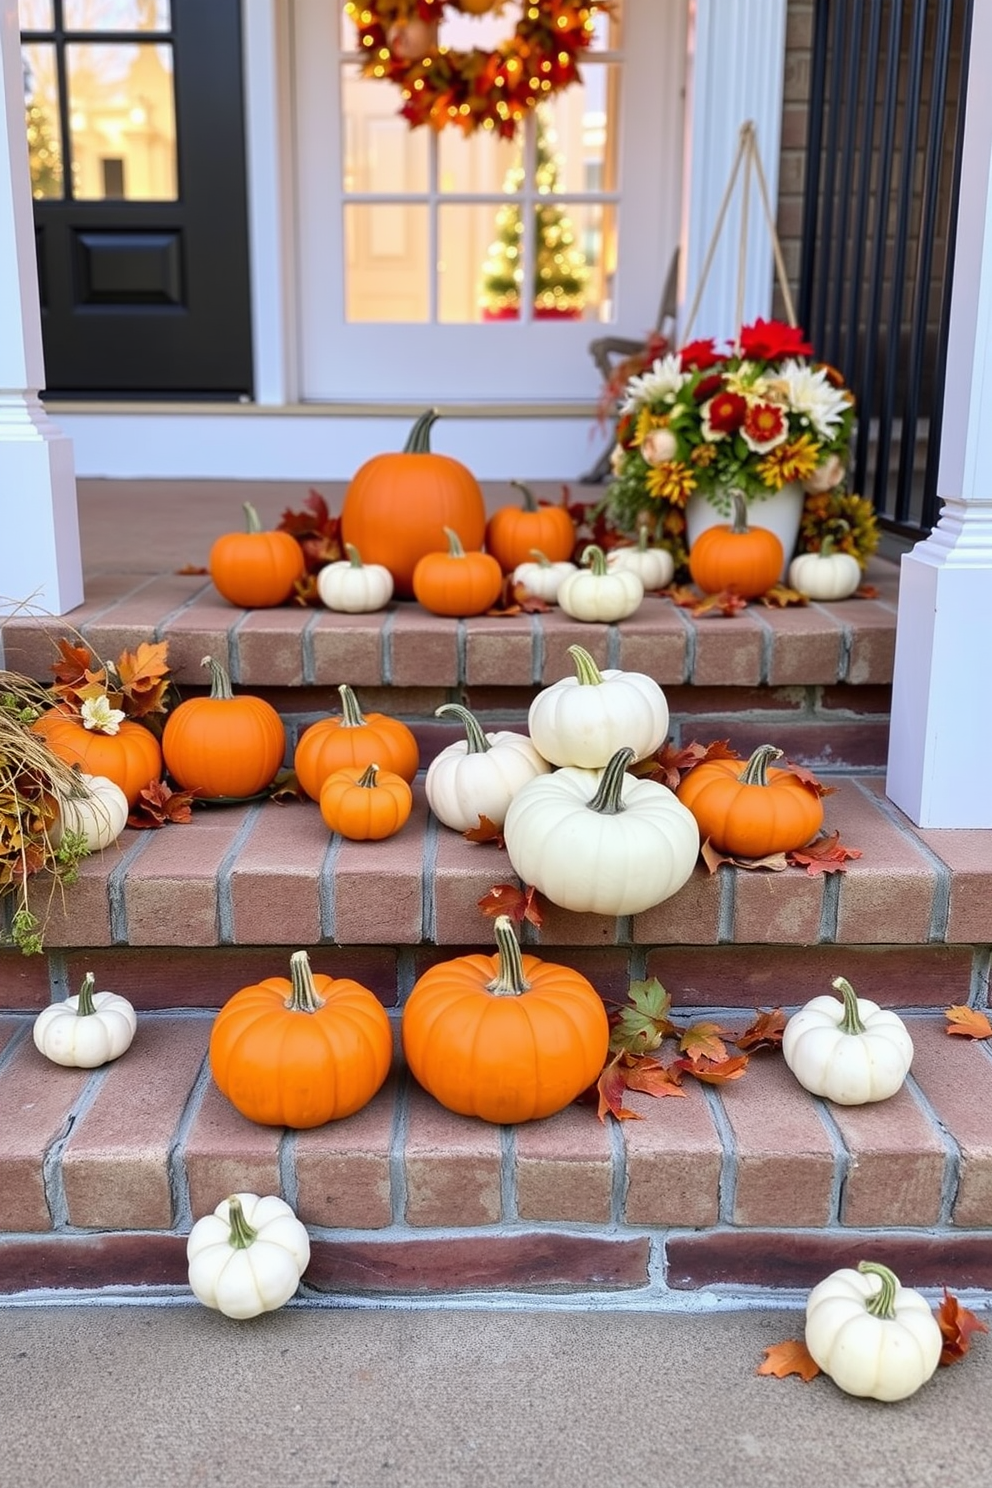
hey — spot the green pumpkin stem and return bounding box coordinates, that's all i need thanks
[442,527,467,558]
[338,683,367,729]
[528,549,552,567]
[486,914,531,997]
[738,744,784,787]
[345,543,365,569]
[224,1195,259,1251]
[435,703,490,754]
[567,643,605,686]
[287,950,326,1013]
[580,544,609,577]
[857,1260,899,1320]
[587,747,635,815]
[729,490,750,533]
[832,975,867,1037]
[201,655,235,701]
[510,479,539,512]
[242,502,263,534]
[75,972,97,1017]
[356,763,380,789]
[403,409,440,454]
[636,526,651,553]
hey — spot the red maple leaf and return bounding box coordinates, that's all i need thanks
[936,1288,989,1365]
[787,832,862,875]
[477,883,543,927]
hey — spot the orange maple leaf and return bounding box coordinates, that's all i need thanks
[936,1288,989,1365]
[945,1006,992,1039]
[464,815,505,845]
[596,1051,685,1122]
[674,1051,749,1084]
[782,760,837,798]
[787,832,862,875]
[757,1339,821,1381]
[127,778,197,828]
[735,1008,787,1052]
[700,839,789,875]
[678,1021,730,1062]
[760,583,808,608]
[632,739,738,792]
[112,641,172,718]
[477,883,543,927]
[690,588,750,617]
[623,1055,685,1099]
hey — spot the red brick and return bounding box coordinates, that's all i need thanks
[0,953,53,1011]
[614,597,688,683]
[830,1083,946,1227]
[911,823,992,944]
[685,612,765,686]
[830,778,939,943]
[818,684,892,715]
[840,599,898,684]
[622,1083,722,1226]
[732,860,826,944]
[665,1230,992,1291]
[0,1016,23,1058]
[718,1055,837,1226]
[538,611,610,684]
[158,593,241,682]
[463,685,541,714]
[720,719,890,769]
[515,1103,613,1222]
[389,610,459,687]
[228,799,328,946]
[432,827,511,945]
[403,1083,502,1227]
[311,610,388,686]
[41,830,144,949]
[531,946,631,1003]
[909,1021,992,1228]
[331,790,427,944]
[81,574,212,666]
[294,1073,398,1229]
[0,1037,92,1231]
[636,866,722,944]
[0,1233,189,1294]
[763,605,845,685]
[664,684,808,716]
[464,615,536,686]
[183,1078,283,1221]
[235,608,311,687]
[123,802,256,945]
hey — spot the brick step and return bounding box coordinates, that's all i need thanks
[2,1009,992,1302]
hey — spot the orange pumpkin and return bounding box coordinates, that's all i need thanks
[294,683,419,800]
[401,914,610,1124]
[484,481,576,573]
[34,710,162,809]
[688,491,784,598]
[339,410,486,598]
[319,762,413,840]
[208,502,305,608]
[675,743,825,857]
[209,949,393,1128]
[161,656,286,799]
[412,527,503,617]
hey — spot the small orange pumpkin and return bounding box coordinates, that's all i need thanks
[208,502,305,608]
[401,914,610,1124]
[294,683,419,801]
[209,949,393,1128]
[319,762,413,840]
[675,743,825,857]
[34,710,162,809]
[161,656,286,799]
[412,527,503,617]
[484,481,576,573]
[688,491,784,598]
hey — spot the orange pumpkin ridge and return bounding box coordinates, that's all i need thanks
[208,501,305,609]
[675,742,825,858]
[162,656,286,800]
[34,711,163,809]
[319,761,413,840]
[293,682,419,800]
[412,527,503,617]
[485,480,577,572]
[688,490,784,599]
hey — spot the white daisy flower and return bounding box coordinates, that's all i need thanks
[620,354,689,412]
[773,359,851,440]
[81,695,126,735]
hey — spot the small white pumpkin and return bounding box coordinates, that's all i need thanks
[528,644,669,769]
[782,975,914,1104]
[51,771,129,851]
[32,972,137,1068]
[187,1192,311,1319]
[606,527,675,592]
[556,544,644,623]
[317,542,394,613]
[788,536,862,601]
[503,746,700,915]
[511,548,577,604]
[805,1260,943,1401]
[426,703,551,832]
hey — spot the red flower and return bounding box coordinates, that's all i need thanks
[679,338,720,371]
[705,391,747,433]
[742,400,787,448]
[693,373,724,403]
[738,319,813,361]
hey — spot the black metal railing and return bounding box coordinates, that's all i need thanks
[797,0,973,538]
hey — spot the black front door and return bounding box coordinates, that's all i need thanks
[21,0,252,398]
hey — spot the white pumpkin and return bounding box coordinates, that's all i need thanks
[557,544,644,623]
[51,772,128,851]
[503,746,700,915]
[788,538,862,601]
[527,643,669,769]
[317,542,394,612]
[33,973,137,1067]
[782,975,914,1104]
[426,703,551,831]
[606,528,675,591]
[512,548,577,604]
[187,1192,311,1319]
[805,1260,943,1401]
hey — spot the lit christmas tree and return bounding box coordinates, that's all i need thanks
[479,109,588,319]
[23,61,63,200]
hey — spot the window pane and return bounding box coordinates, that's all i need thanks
[23,42,64,198]
[342,68,429,194]
[63,1,171,31]
[437,124,516,195]
[18,1,54,29]
[540,64,618,193]
[345,203,430,321]
[66,41,177,200]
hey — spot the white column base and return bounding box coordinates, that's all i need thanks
[0,394,84,618]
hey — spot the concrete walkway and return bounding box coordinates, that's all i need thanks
[0,1301,986,1487]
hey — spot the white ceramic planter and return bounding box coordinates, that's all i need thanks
[685,482,805,580]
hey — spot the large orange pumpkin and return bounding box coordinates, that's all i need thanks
[401,915,610,1124]
[34,711,162,809]
[294,683,419,800]
[161,656,286,799]
[675,743,825,857]
[209,949,393,1128]
[484,481,576,573]
[688,491,784,598]
[208,502,305,608]
[412,528,503,617]
[339,410,486,598]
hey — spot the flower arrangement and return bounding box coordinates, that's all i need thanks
[603,318,875,574]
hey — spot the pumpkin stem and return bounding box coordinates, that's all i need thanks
[287,950,326,1013]
[728,490,750,534]
[510,479,539,513]
[832,975,867,1037]
[242,502,263,534]
[356,762,380,789]
[345,543,365,569]
[75,972,97,1017]
[224,1195,259,1251]
[528,549,552,567]
[567,643,605,686]
[442,527,467,558]
[435,703,490,754]
[586,747,635,815]
[636,526,650,553]
[201,655,235,701]
[486,914,531,997]
[403,409,440,454]
[580,544,609,577]
[337,684,367,729]
[738,744,784,787]
[857,1260,899,1320]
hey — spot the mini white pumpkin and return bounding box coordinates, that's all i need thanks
[606,527,675,592]
[511,548,577,604]
[503,746,700,915]
[527,643,669,769]
[317,542,394,613]
[782,975,914,1104]
[426,703,551,832]
[788,536,862,601]
[51,771,129,851]
[556,544,644,623]
[32,972,137,1067]
[805,1260,943,1401]
[187,1192,311,1319]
